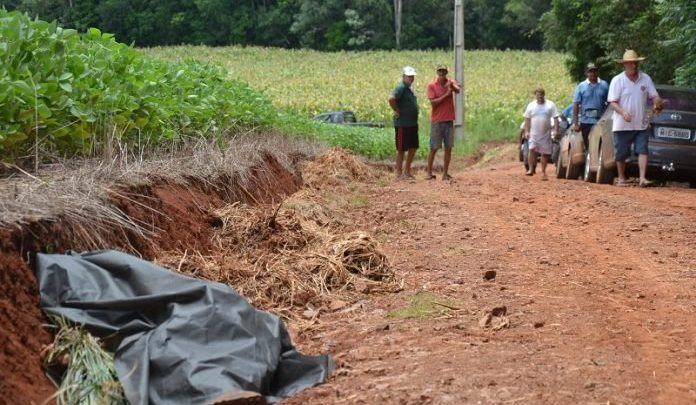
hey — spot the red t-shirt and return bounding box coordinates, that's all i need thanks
[427,78,456,122]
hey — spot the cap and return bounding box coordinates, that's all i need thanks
[585,62,598,71]
[616,49,646,63]
[436,64,448,72]
[402,66,417,76]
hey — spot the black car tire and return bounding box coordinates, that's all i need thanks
[555,151,567,179]
[522,139,530,172]
[566,149,582,180]
[551,142,560,165]
[596,146,616,185]
[583,149,596,183]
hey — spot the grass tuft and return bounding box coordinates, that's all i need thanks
[43,317,127,405]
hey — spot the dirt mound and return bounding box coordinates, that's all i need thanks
[157,163,400,322]
[0,145,399,403]
[300,148,376,189]
[0,150,303,404]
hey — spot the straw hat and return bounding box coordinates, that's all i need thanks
[616,49,646,63]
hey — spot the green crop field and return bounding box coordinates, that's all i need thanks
[146,46,576,154]
[1,10,576,165]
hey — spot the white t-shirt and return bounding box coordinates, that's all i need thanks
[523,100,559,139]
[607,72,659,131]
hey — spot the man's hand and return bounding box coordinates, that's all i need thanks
[622,111,632,122]
[449,80,461,92]
[653,98,664,113]
[573,123,581,132]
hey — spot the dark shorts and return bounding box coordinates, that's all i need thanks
[430,121,454,149]
[613,130,648,161]
[395,126,419,152]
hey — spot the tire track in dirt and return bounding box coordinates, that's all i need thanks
[285,159,696,405]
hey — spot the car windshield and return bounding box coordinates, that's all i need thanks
[343,112,357,123]
[658,88,696,112]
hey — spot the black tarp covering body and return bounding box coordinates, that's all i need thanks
[35,250,333,404]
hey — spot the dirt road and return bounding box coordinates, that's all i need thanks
[284,155,696,404]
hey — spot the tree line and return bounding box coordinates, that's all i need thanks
[541,0,695,87]
[2,0,693,86]
[0,0,549,50]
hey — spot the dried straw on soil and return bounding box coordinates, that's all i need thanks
[157,149,401,320]
[158,201,400,319]
[0,133,319,250]
[300,148,376,189]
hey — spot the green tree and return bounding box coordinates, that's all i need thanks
[658,0,696,87]
[289,0,392,50]
[540,0,678,84]
[502,0,550,49]
[399,0,452,49]
[255,0,300,48]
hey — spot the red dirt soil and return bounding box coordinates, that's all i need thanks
[3,147,696,404]
[282,156,696,405]
[0,153,301,405]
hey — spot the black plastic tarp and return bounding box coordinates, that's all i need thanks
[34,250,334,404]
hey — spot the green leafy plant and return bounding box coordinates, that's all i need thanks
[43,317,127,405]
[0,11,278,165]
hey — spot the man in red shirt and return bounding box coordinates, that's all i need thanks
[426,64,460,180]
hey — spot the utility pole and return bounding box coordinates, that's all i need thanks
[453,0,465,140]
[394,0,402,49]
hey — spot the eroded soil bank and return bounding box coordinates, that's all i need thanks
[0,152,302,405]
[3,146,696,404]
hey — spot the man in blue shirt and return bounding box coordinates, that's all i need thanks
[572,62,609,149]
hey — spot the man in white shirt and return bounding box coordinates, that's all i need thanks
[523,87,560,180]
[607,49,664,187]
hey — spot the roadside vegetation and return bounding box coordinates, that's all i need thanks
[1,10,574,166]
[147,46,574,157]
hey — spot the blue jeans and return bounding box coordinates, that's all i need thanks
[613,129,648,161]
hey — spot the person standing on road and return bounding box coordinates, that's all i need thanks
[523,87,560,180]
[607,50,663,187]
[388,66,419,180]
[573,62,609,150]
[426,64,460,181]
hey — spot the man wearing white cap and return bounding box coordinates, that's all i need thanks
[607,49,664,187]
[388,66,419,180]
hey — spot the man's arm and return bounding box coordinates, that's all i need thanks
[429,88,453,107]
[524,117,531,139]
[388,95,400,118]
[573,102,581,131]
[449,79,461,94]
[610,101,631,122]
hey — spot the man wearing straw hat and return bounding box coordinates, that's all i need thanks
[607,49,664,187]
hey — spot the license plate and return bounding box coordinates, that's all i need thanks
[655,126,691,140]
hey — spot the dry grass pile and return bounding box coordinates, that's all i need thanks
[0,133,319,250]
[300,148,374,189]
[157,183,400,320]
[42,317,126,405]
